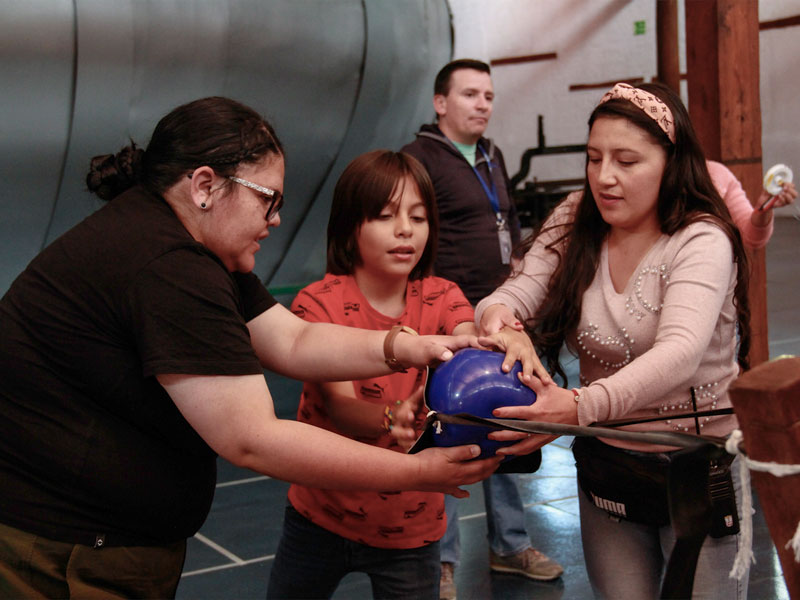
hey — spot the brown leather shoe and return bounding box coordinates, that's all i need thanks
[489,547,564,581]
[439,561,457,599]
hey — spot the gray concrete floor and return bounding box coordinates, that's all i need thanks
[176,215,799,599]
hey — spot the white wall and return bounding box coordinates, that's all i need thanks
[448,0,800,210]
[759,1,800,196]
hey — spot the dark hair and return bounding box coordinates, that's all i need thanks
[434,59,491,97]
[525,82,751,382]
[86,96,283,201]
[326,150,438,280]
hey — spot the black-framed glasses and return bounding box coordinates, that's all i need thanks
[228,176,284,220]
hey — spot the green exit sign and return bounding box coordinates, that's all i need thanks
[634,20,646,35]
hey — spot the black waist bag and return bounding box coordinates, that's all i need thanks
[574,436,671,526]
[572,436,738,537]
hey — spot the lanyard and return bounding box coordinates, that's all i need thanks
[470,145,501,218]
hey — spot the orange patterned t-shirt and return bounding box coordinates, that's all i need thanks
[288,273,473,548]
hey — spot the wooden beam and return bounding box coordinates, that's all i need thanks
[656,0,680,93]
[760,14,800,30]
[728,357,800,598]
[490,53,557,67]
[568,77,644,92]
[685,0,721,160]
[685,0,769,366]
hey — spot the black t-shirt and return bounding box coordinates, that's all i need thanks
[0,187,276,546]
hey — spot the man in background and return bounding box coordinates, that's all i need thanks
[402,59,564,600]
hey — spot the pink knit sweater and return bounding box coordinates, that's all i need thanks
[707,159,773,249]
[476,196,741,451]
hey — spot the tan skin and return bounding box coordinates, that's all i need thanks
[434,68,495,145]
[155,155,502,497]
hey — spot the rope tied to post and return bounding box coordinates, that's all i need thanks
[724,429,800,578]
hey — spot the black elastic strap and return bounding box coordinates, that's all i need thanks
[660,444,724,598]
[427,412,728,450]
[597,407,734,429]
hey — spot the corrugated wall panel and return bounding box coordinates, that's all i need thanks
[0,0,75,293]
[0,0,452,296]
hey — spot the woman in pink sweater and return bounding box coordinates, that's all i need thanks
[476,83,751,598]
[707,159,796,249]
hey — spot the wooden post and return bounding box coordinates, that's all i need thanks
[685,0,769,366]
[728,357,800,597]
[656,0,680,93]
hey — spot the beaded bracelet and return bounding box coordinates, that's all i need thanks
[381,400,403,432]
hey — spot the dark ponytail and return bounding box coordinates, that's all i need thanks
[86,142,145,202]
[85,96,283,201]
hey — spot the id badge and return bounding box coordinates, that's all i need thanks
[497,219,512,265]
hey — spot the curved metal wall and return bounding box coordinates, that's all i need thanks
[0,0,75,295]
[0,0,452,295]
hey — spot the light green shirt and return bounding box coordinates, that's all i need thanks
[451,140,477,167]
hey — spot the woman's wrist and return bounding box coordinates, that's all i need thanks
[568,387,583,424]
[383,325,418,372]
[751,205,773,227]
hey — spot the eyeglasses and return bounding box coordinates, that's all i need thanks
[228,176,284,220]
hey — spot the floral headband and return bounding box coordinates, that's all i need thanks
[600,82,675,143]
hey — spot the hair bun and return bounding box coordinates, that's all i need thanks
[86,142,144,201]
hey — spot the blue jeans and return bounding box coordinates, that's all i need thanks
[440,473,530,566]
[267,505,441,599]
[579,456,749,599]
